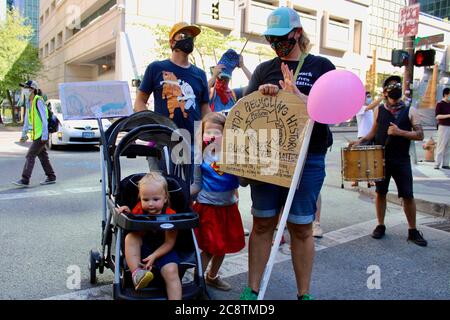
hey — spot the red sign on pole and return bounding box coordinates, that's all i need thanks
[398,3,420,37]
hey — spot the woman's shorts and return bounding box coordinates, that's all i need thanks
[250,153,326,225]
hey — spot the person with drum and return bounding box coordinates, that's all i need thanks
[239,7,335,301]
[350,75,427,247]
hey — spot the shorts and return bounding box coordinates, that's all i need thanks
[250,153,326,225]
[141,241,180,271]
[375,157,414,199]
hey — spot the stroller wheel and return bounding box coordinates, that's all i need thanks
[89,249,100,284]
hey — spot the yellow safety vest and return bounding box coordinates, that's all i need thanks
[28,95,47,141]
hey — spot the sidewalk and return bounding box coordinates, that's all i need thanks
[330,126,450,218]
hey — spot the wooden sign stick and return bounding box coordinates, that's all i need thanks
[257,119,315,300]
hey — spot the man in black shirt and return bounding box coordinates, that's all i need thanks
[351,75,427,247]
[239,7,335,301]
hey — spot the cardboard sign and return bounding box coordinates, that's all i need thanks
[219,91,311,188]
[59,81,133,120]
[398,3,420,37]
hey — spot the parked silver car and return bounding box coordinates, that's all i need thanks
[46,99,111,149]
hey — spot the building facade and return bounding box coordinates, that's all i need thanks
[38,0,372,99]
[38,0,449,109]
[8,0,40,46]
[420,0,450,20]
[1,0,7,21]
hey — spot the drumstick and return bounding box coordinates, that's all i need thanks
[239,38,249,55]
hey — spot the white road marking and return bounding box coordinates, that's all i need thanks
[42,212,447,300]
[0,186,102,200]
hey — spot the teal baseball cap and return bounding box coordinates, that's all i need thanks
[263,7,302,36]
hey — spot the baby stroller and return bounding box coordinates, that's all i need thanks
[89,110,208,300]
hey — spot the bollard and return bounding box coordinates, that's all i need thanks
[422,137,436,162]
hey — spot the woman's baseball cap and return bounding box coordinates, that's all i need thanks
[263,7,302,36]
[169,22,201,40]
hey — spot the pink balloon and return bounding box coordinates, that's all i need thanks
[307,70,365,124]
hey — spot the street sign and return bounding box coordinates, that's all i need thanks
[398,3,420,37]
[415,34,445,47]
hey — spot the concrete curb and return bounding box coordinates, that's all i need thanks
[356,187,449,219]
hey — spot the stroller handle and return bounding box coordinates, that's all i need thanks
[114,211,199,232]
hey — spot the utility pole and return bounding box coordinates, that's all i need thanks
[402,0,418,97]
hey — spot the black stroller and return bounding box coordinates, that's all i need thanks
[89,110,208,300]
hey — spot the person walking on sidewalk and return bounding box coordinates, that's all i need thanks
[240,7,335,301]
[350,75,427,246]
[434,87,450,170]
[12,80,56,187]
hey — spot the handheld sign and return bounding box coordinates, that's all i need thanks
[58,81,133,120]
[220,91,310,188]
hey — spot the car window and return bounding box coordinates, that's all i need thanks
[53,102,62,114]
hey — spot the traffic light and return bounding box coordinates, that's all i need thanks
[212,1,220,20]
[414,49,435,67]
[391,49,409,67]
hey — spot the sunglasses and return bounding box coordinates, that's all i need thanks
[175,32,195,41]
[264,34,290,43]
[385,82,402,91]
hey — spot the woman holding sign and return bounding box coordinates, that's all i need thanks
[240,7,335,301]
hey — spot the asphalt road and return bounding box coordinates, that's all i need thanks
[1,132,449,300]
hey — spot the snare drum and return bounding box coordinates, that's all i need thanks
[341,145,385,181]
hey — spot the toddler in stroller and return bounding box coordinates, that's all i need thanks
[118,171,181,299]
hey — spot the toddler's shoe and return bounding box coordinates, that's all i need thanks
[132,268,154,290]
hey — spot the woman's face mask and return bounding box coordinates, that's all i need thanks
[266,31,297,58]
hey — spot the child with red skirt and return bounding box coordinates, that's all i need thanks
[191,112,245,291]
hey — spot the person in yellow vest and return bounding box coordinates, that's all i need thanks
[12,80,56,187]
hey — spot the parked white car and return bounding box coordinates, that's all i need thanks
[46,99,111,149]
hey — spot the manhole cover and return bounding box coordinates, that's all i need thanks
[423,221,450,233]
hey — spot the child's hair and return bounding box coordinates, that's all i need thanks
[138,171,170,206]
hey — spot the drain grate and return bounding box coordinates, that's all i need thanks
[423,221,450,233]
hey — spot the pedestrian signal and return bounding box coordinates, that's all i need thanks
[212,2,220,20]
[414,49,435,67]
[391,50,409,67]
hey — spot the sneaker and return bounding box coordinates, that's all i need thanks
[132,268,154,290]
[434,166,440,170]
[371,225,386,239]
[407,229,428,247]
[206,273,231,291]
[442,166,450,170]
[313,222,323,238]
[40,177,56,185]
[298,294,314,300]
[12,179,29,187]
[239,287,258,300]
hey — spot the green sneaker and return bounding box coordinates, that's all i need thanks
[239,287,258,300]
[298,294,314,300]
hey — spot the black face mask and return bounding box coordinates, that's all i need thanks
[387,88,402,100]
[173,38,194,54]
[270,38,297,58]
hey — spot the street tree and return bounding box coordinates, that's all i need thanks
[0,9,42,124]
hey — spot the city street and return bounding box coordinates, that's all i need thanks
[0,127,449,300]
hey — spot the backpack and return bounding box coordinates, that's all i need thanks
[37,101,58,134]
[46,104,58,133]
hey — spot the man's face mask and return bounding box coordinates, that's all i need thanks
[385,82,402,101]
[265,31,297,58]
[23,89,32,99]
[172,32,194,54]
